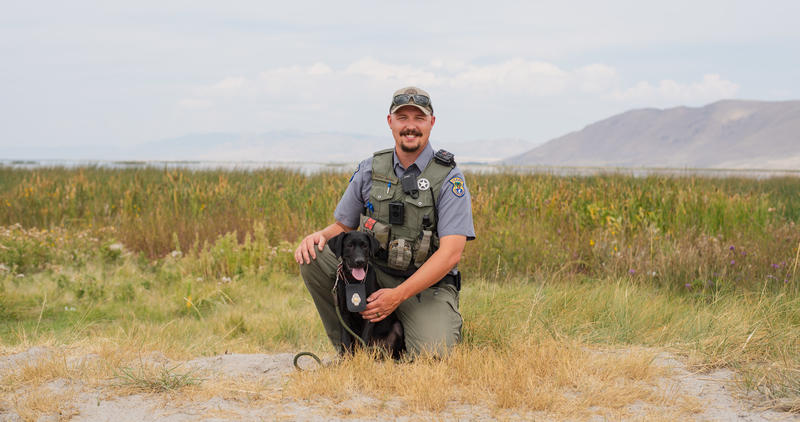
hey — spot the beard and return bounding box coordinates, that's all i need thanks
[400,141,421,153]
[398,129,423,153]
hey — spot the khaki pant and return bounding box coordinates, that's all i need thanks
[300,245,462,357]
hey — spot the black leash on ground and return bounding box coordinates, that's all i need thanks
[293,266,367,371]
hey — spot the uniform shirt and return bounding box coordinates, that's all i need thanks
[334,143,476,241]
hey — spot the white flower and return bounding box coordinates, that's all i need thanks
[221,276,232,283]
[170,250,183,258]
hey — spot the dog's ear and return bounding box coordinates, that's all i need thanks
[328,232,346,258]
[368,234,380,257]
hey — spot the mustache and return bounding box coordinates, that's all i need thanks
[399,129,423,137]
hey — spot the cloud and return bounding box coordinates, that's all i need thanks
[177,58,739,122]
[177,98,214,109]
[573,64,618,94]
[185,58,619,101]
[448,59,570,96]
[613,74,740,104]
[307,62,332,76]
[345,58,441,87]
[199,77,247,97]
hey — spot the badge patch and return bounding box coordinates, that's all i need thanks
[417,178,430,191]
[449,177,465,197]
[345,283,367,311]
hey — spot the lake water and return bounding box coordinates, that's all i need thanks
[2,159,798,179]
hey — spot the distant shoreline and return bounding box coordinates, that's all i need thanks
[2,159,799,178]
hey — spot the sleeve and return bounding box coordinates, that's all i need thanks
[435,167,476,240]
[333,158,372,229]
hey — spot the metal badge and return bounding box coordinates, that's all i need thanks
[417,178,430,191]
[345,283,367,312]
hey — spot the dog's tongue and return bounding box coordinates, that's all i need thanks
[351,267,366,281]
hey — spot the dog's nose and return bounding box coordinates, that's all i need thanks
[353,257,366,267]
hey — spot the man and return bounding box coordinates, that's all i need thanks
[294,87,475,357]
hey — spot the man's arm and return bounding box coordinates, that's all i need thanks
[361,234,466,322]
[295,159,371,265]
[294,221,354,264]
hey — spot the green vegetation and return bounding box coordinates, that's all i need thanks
[1,166,798,409]
[115,364,203,393]
[1,167,798,290]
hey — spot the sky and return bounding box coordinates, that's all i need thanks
[2,1,799,155]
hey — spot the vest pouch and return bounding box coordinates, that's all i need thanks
[387,238,412,270]
[413,229,433,268]
[359,215,390,250]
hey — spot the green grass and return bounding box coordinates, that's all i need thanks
[114,363,203,393]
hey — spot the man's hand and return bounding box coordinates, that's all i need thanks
[357,235,467,319]
[361,288,404,322]
[294,231,328,264]
[294,222,351,264]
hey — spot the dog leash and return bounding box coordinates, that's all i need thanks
[293,264,368,371]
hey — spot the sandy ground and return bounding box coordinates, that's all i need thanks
[1,347,797,421]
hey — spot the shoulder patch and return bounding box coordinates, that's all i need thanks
[349,163,360,182]
[448,176,465,197]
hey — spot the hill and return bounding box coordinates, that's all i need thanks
[506,100,800,169]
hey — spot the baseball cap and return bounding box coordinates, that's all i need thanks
[389,87,434,115]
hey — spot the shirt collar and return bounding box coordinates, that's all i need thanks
[392,142,434,177]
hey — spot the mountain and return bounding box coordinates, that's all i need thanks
[447,138,538,163]
[134,132,536,164]
[135,131,388,163]
[1,131,536,164]
[506,100,800,169]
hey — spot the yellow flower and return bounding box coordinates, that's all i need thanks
[589,240,595,246]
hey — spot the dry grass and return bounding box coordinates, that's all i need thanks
[0,343,285,420]
[2,266,799,416]
[286,339,693,420]
[10,387,77,422]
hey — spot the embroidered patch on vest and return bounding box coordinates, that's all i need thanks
[449,177,465,197]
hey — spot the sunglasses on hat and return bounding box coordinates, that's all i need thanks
[392,94,431,108]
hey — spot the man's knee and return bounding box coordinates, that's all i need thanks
[399,286,462,357]
[299,246,337,289]
[404,325,461,357]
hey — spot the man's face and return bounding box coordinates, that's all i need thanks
[387,106,436,154]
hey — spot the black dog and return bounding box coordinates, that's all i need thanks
[328,231,405,358]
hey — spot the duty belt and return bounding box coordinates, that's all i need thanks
[433,272,461,292]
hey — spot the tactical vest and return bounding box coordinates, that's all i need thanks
[359,148,455,276]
